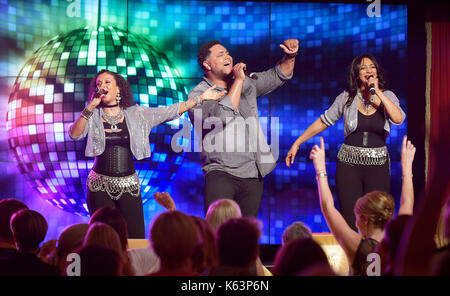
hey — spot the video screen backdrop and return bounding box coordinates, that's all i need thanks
[0,0,407,244]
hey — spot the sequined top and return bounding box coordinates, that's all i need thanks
[320,90,405,138]
[69,104,181,160]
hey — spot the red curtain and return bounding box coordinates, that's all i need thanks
[428,22,450,184]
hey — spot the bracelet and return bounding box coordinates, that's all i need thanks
[316,172,328,178]
[194,95,202,106]
[285,52,298,59]
[81,108,93,120]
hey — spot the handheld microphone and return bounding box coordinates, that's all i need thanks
[368,76,375,95]
[244,70,258,80]
[95,87,108,95]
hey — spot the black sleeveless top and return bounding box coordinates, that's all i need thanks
[351,237,379,276]
[345,106,386,148]
[92,118,135,177]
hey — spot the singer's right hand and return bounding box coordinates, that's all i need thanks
[88,92,104,110]
[285,142,300,168]
[233,62,247,81]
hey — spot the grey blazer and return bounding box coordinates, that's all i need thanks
[69,103,181,160]
[320,90,405,138]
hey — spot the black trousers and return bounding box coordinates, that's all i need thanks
[204,170,263,217]
[335,160,390,231]
[87,189,146,238]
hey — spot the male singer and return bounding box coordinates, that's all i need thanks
[187,39,299,217]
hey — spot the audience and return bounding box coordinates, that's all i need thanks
[308,135,415,275]
[272,238,332,276]
[203,217,261,276]
[190,216,219,274]
[0,209,60,276]
[89,206,157,275]
[77,245,122,276]
[148,210,199,276]
[0,198,28,260]
[282,221,313,244]
[83,222,134,276]
[54,223,89,274]
[3,134,449,278]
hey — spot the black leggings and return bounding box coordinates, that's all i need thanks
[335,160,390,231]
[87,189,146,238]
[204,170,263,217]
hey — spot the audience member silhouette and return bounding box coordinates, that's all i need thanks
[204,217,261,276]
[0,209,60,276]
[272,238,331,276]
[148,210,199,276]
[282,221,313,244]
[0,198,28,260]
[77,244,122,276]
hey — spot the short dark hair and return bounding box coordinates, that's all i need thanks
[345,53,388,107]
[216,217,261,268]
[0,199,28,241]
[10,209,48,252]
[197,40,222,71]
[89,207,128,251]
[88,70,135,108]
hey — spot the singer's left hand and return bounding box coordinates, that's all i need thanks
[280,39,299,56]
[368,76,379,92]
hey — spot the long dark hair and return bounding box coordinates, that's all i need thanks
[345,54,388,107]
[88,69,135,108]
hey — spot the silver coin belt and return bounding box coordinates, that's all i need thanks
[337,144,389,166]
[87,170,141,200]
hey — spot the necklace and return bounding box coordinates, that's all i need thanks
[100,108,124,132]
[358,90,375,111]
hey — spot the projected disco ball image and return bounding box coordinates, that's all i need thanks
[6,26,187,216]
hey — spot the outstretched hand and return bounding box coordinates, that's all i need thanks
[154,192,176,211]
[401,135,416,175]
[280,39,299,56]
[286,143,300,168]
[200,85,227,102]
[309,137,327,174]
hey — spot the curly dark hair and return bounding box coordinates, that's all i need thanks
[197,40,222,71]
[345,53,388,107]
[88,69,135,109]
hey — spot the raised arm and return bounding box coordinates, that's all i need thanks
[178,85,227,114]
[285,118,328,167]
[310,137,361,263]
[279,39,299,77]
[369,76,404,125]
[69,92,103,139]
[398,135,416,215]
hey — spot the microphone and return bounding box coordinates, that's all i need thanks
[244,70,258,80]
[94,87,108,95]
[368,76,375,95]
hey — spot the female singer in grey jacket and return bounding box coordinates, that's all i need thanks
[69,69,225,237]
[285,54,405,231]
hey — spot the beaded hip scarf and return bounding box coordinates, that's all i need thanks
[87,170,140,200]
[337,144,389,166]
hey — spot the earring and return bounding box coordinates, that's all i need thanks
[116,92,121,105]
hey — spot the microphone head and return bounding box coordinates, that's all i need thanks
[95,87,108,95]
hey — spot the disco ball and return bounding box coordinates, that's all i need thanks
[6,26,187,216]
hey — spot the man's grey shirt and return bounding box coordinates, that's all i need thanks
[188,63,292,179]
